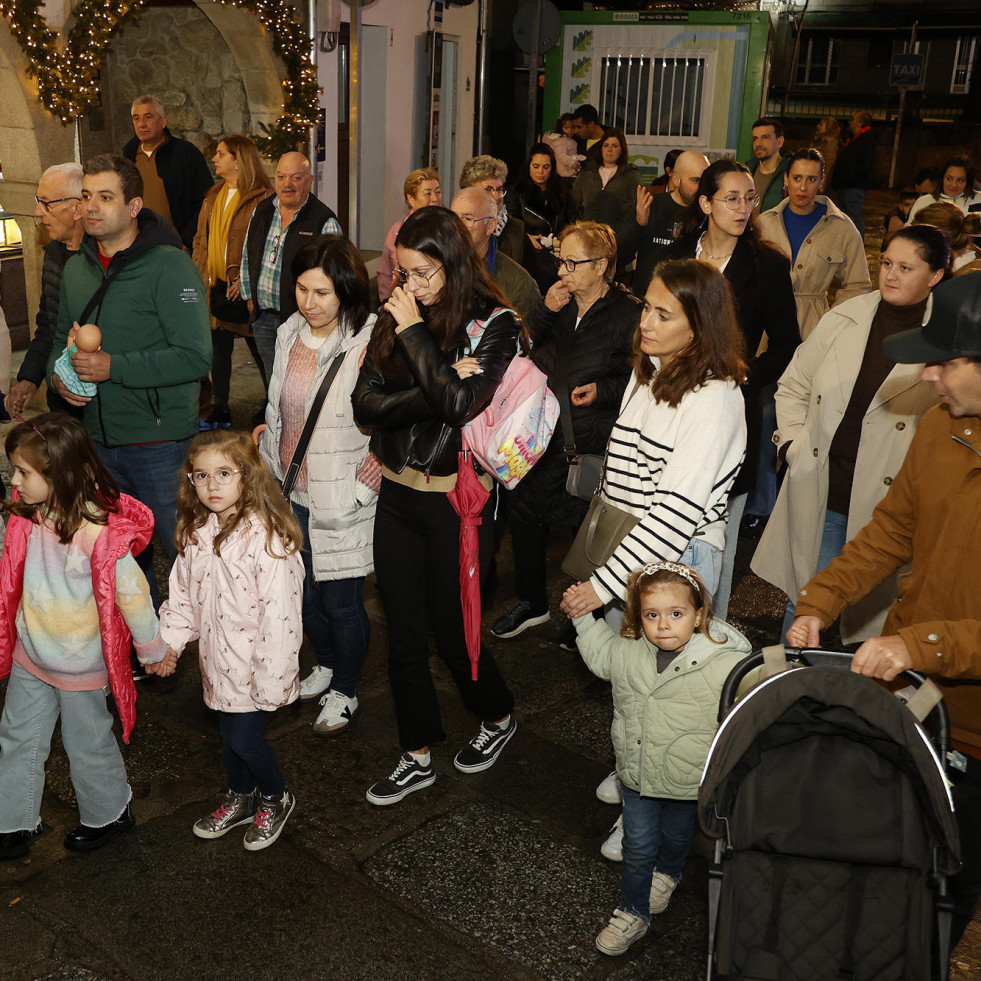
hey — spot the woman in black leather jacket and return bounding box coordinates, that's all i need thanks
[352,207,520,806]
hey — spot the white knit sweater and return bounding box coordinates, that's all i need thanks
[591,376,747,604]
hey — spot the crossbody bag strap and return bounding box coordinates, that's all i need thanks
[553,317,579,464]
[79,263,125,326]
[281,351,346,498]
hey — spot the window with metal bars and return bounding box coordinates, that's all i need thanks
[796,35,838,87]
[599,55,705,139]
[951,37,977,94]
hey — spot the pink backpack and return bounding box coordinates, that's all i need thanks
[463,309,559,488]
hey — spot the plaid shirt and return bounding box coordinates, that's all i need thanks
[240,197,342,312]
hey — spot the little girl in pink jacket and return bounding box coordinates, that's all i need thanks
[159,430,304,852]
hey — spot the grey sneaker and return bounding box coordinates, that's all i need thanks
[193,789,257,840]
[243,791,295,851]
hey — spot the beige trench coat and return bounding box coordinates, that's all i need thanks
[751,292,939,642]
[758,195,871,339]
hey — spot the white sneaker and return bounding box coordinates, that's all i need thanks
[596,770,622,804]
[313,690,358,736]
[600,813,624,862]
[649,871,678,914]
[595,908,648,956]
[299,665,333,702]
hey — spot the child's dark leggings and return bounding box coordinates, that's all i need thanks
[218,710,285,797]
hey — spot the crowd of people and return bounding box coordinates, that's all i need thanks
[1,93,981,964]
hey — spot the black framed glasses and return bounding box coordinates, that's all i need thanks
[713,193,761,211]
[559,256,603,273]
[396,264,443,287]
[187,468,243,487]
[35,195,80,213]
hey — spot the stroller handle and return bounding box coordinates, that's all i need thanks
[719,648,951,762]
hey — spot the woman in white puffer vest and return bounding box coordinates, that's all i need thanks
[260,235,377,737]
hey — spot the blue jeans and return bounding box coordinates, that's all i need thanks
[782,509,849,640]
[620,785,698,922]
[218,710,286,797]
[715,492,748,622]
[95,438,189,607]
[837,188,867,240]
[0,662,132,831]
[292,502,370,698]
[746,396,777,517]
[250,310,283,390]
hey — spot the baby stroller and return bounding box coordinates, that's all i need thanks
[698,647,961,981]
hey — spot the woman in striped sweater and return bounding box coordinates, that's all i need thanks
[560,259,747,617]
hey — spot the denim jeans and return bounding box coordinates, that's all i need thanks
[715,492,748,622]
[620,785,698,922]
[0,662,132,831]
[250,310,283,391]
[837,188,867,240]
[746,395,777,518]
[95,438,189,607]
[292,502,370,698]
[782,509,849,640]
[218,710,286,797]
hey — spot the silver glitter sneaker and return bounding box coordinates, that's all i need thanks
[193,789,257,840]
[243,790,296,852]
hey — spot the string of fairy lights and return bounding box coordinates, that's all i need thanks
[0,0,319,154]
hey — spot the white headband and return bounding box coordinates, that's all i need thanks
[642,560,701,596]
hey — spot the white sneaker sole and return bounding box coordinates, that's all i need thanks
[365,773,436,806]
[490,611,550,639]
[313,714,355,737]
[595,926,647,956]
[452,721,517,773]
[242,797,295,852]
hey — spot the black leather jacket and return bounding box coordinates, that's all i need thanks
[352,308,519,479]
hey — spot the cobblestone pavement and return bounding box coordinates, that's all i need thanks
[1,205,979,979]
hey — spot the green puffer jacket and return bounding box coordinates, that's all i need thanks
[575,614,751,799]
[49,209,212,447]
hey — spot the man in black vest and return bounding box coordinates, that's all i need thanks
[240,151,342,386]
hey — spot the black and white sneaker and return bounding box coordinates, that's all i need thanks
[365,753,436,806]
[490,601,550,639]
[453,716,517,773]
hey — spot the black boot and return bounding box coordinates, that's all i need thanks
[64,803,135,852]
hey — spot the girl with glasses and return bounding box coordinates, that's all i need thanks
[669,159,801,620]
[159,430,304,851]
[353,207,520,806]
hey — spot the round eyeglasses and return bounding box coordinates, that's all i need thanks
[712,193,761,211]
[396,264,443,287]
[187,468,243,486]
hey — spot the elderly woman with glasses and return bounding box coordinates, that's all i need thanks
[352,206,521,806]
[491,220,641,644]
[459,155,526,264]
[668,159,800,619]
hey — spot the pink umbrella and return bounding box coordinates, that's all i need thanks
[448,450,491,680]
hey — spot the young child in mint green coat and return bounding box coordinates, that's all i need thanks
[568,561,751,957]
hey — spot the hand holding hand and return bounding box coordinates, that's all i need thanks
[850,635,913,682]
[560,581,603,618]
[6,380,38,417]
[571,383,597,407]
[147,648,180,678]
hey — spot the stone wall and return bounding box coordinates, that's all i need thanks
[80,6,256,161]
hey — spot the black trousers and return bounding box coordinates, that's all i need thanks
[210,328,265,411]
[373,478,514,750]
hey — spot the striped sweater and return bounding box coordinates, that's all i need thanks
[592,377,747,604]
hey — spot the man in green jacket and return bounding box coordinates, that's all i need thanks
[745,117,789,216]
[48,153,211,602]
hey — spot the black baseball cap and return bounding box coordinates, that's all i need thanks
[884,272,981,364]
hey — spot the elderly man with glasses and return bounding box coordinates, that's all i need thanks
[6,164,86,417]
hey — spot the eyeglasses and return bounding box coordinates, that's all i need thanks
[479,184,505,198]
[713,193,761,211]
[35,195,80,213]
[458,214,494,229]
[396,264,443,287]
[269,233,283,264]
[187,468,243,486]
[559,257,603,273]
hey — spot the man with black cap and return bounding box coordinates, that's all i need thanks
[788,272,981,949]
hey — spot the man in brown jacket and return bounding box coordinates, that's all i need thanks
[788,271,981,947]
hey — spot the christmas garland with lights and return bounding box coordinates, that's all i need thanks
[0,0,319,154]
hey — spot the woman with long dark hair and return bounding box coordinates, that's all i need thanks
[668,159,801,617]
[352,207,520,805]
[259,235,376,737]
[505,142,571,292]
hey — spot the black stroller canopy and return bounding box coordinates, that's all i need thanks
[699,667,960,876]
